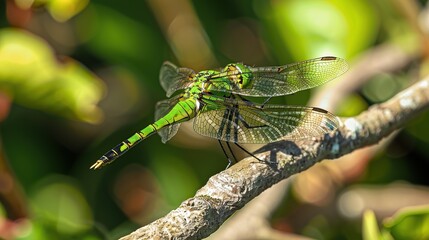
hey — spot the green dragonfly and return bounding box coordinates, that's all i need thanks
[90,56,348,169]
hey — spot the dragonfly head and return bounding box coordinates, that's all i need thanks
[223,63,251,89]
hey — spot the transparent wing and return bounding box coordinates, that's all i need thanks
[154,96,182,143]
[193,98,339,144]
[159,61,196,97]
[209,56,348,97]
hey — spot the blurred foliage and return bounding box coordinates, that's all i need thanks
[0,28,104,123]
[254,0,378,62]
[363,206,429,240]
[0,0,428,239]
[336,94,368,117]
[383,205,429,239]
[16,0,89,22]
[363,210,381,240]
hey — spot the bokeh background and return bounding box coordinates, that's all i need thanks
[1,0,429,239]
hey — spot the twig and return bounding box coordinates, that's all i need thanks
[119,72,429,239]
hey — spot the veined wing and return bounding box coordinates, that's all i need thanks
[160,61,196,97]
[154,95,182,143]
[209,56,348,97]
[194,97,340,144]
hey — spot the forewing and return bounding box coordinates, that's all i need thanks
[210,56,348,97]
[159,61,195,97]
[154,96,182,143]
[193,99,339,144]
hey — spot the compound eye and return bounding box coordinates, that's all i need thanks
[233,63,250,88]
[223,64,235,73]
[236,76,244,87]
[222,63,251,89]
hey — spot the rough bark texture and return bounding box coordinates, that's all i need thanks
[120,76,429,240]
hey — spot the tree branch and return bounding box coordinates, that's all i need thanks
[120,75,429,240]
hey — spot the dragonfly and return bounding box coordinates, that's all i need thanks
[90,56,348,169]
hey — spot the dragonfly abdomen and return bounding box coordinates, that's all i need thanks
[90,98,199,169]
[89,130,151,169]
[158,98,199,124]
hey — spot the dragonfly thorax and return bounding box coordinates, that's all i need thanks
[182,69,219,98]
[181,73,211,102]
[223,63,252,90]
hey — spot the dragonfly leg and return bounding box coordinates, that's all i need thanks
[226,142,238,167]
[220,138,264,166]
[216,95,264,167]
[218,140,237,169]
[234,143,264,162]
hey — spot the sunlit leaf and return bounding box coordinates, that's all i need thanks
[383,205,429,240]
[14,0,35,9]
[255,0,378,61]
[0,28,104,123]
[17,0,89,22]
[45,0,89,22]
[362,210,381,240]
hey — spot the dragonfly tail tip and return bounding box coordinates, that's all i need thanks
[89,160,104,170]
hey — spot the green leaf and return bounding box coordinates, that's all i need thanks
[383,205,429,240]
[28,0,89,22]
[363,210,382,240]
[256,0,378,61]
[0,28,104,123]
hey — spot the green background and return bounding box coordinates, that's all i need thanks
[1,0,429,239]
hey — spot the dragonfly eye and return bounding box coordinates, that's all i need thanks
[223,63,251,89]
[231,63,251,89]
